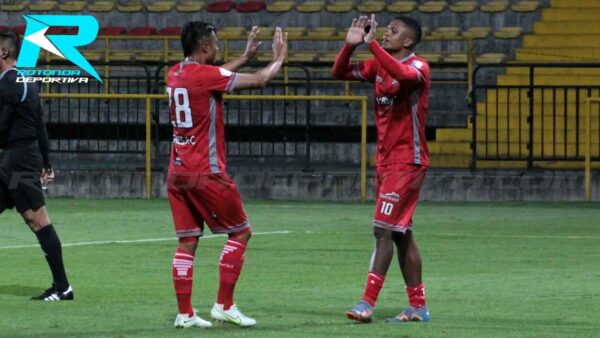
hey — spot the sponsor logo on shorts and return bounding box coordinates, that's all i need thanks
[376,96,394,106]
[379,192,400,202]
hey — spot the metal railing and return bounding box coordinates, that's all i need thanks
[471,64,600,168]
[585,98,599,201]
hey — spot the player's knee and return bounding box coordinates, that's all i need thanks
[373,227,393,241]
[229,227,251,242]
[178,236,199,252]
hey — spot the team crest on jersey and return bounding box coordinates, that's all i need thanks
[174,156,183,166]
[379,192,400,202]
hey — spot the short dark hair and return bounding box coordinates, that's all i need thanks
[181,21,217,57]
[0,30,21,59]
[393,16,423,48]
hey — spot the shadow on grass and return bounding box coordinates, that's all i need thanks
[0,284,42,297]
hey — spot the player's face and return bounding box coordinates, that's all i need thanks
[205,31,219,64]
[382,20,416,52]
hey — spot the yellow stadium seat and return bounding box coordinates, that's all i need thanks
[109,51,133,61]
[443,53,468,63]
[463,27,492,39]
[376,27,387,39]
[256,52,275,62]
[168,51,184,62]
[476,53,506,64]
[481,0,509,13]
[512,1,540,12]
[449,1,477,13]
[296,1,325,13]
[494,27,524,39]
[418,52,443,63]
[147,1,175,13]
[0,1,29,12]
[88,1,115,12]
[317,52,338,63]
[176,1,205,12]
[58,1,86,12]
[29,1,58,12]
[218,27,247,39]
[387,1,417,13]
[82,50,104,62]
[354,52,372,61]
[135,51,164,62]
[288,52,318,63]
[357,1,386,13]
[418,1,448,13]
[257,27,275,39]
[307,27,338,39]
[285,27,307,39]
[326,1,354,13]
[118,1,143,12]
[431,26,462,39]
[266,1,295,12]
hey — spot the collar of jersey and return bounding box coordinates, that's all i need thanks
[397,53,416,63]
[0,67,17,80]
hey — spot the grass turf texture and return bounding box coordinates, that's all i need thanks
[0,199,599,337]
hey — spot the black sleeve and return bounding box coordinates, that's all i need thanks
[0,80,20,148]
[35,101,51,168]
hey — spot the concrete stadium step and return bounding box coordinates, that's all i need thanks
[474,143,600,157]
[429,155,470,168]
[523,35,600,48]
[429,142,471,155]
[436,128,471,142]
[476,103,598,117]
[473,131,600,144]
[475,117,600,129]
[534,21,600,34]
[481,90,600,104]
[475,160,600,169]
[505,67,600,76]
[541,8,600,21]
[550,0,600,8]
[497,74,600,85]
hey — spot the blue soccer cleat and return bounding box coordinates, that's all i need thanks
[345,300,374,323]
[384,306,430,323]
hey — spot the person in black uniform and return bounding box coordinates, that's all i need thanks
[0,30,73,301]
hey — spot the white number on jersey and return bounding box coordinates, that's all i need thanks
[167,87,193,128]
[381,202,394,216]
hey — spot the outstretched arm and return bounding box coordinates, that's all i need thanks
[221,26,262,72]
[332,16,368,80]
[364,14,422,86]
[233,27,288,89]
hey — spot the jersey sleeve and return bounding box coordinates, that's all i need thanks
[408,58,430,86]
[203,66,239,93]
[351,59,378,82]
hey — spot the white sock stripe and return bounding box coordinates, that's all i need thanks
[173,259,194,264]
[368,273,384,281]
[175,253,194,259]
[226,240,245,247]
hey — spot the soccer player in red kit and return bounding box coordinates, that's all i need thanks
[333,14,431,323]
[166,22,287,328]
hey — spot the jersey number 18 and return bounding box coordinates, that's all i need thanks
[167,87,193,128]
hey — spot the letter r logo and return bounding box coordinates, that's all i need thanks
[16,15,102,82]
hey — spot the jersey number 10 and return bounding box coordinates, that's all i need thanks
[167,87,193,128]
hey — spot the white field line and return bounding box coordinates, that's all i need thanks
[426,233,600,240]
[0,230,292,250]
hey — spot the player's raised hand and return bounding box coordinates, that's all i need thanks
[243,26,262,59]
[346,16,368,47]
[272,27,288,61]
[364,14,378,44]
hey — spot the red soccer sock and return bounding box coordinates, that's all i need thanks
[361,272,386,307]
[217,239,247,310]
[406,283,426,308]
[173,248,195,317]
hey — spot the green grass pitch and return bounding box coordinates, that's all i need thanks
[0,199,599,337]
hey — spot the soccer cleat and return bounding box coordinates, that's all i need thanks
[345,300,374,323]
[31,285,74,301]
[384,306,430,323]
[211,303,257,327]
[174,312,212,328]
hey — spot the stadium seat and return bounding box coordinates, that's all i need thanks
[29,1,58,12]
[266,1,295,12]
[99,26,127,36]
[135,51,164,62]
[417,52,443,63]
[288,52,318,63]
[257,27,275,39]
[147,1,175,12]
[168,51,184,62]
[58,1,87,12]
[476,53,506,64]
[117,0,143,12]
[237,0,266,13]
[431,26,462,39]
[494,27,524,39]
[449,1,477,13]
[307,27,337,38]
[88,1,115,12]
[285,27,307,39]
[480,0,509,13]
[82,50,104,62]
[317,52,338,62]
[11,26,26,35]
[0,1,28,12]
[296,1,325,13]
[217,27,247,39]
[357,1,386,13]
[418,1,448,13]
[129,26,158,36]
[109,51,133,61]
[354,52,372,61]
[176,1,205,12]
[511,1,540,12]
[387,1,417,13]
[463,26,492,39]
[443,53,468,63]
[206,0,236,12]
[326,1,354,13]
[158,26,182,36]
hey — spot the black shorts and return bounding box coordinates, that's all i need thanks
[0,141,45,214]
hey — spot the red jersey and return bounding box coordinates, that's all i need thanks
[166,61,239,173]
[334,42,430,167]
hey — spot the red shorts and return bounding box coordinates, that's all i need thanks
[167,171,250,238]
[373,163,428,233]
